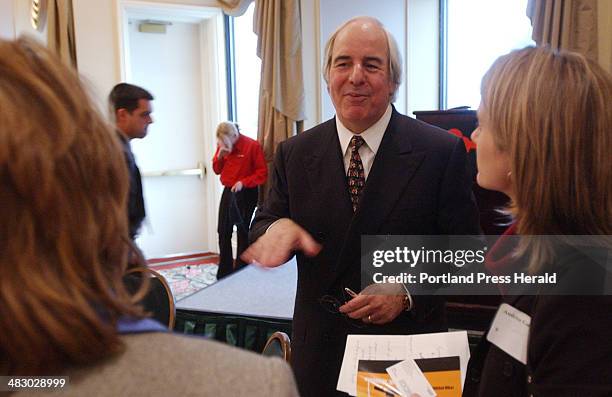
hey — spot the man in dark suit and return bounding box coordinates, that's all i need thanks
[243,17,480,397]
[109,83,154,240]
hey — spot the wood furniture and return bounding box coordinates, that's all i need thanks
[125,267,176,328]
[262,331,292,363]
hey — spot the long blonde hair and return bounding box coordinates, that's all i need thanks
[480,46,612,271]
[0,37,145,375]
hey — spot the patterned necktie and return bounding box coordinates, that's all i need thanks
[347,135,366,212]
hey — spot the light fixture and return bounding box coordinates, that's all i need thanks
[138,20,172,34]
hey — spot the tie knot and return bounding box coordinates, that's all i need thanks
[350,135,365,152]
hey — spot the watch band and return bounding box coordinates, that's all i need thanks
[402,293,410,311]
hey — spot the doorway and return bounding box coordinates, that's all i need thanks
[117,1,227,258]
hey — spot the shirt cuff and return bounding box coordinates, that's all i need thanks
[401,283,414,311]
[265,218,285,234]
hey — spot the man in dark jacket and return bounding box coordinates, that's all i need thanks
[109,83,154,240]
[242,17,480,397]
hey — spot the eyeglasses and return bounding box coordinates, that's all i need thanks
[318,289,366,329]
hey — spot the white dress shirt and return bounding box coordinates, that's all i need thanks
[336,104,392,180]
[335,104,413,309]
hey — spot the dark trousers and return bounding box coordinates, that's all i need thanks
[217,186,258,279]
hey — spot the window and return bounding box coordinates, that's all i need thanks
[442,0,535,109]
[226,3,260,139]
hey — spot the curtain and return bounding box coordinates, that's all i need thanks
[218,0,254,17]
[254,0,306,203]
[597,0,612,74]
[47,0,77,68]
[527,0,599,61]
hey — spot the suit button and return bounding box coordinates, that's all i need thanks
[315,231,326,242]
[470,372,480,383]
[527,375,532,383]
[503,361,513,377]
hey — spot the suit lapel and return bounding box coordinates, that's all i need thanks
[331,110,426,277]
[303,119,353,221]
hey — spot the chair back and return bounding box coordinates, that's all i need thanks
[262,331,291,362]
[124,267,176,328]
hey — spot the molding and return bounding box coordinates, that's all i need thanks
[115,0,129,81]
[198,13,228,252]
[7,0,17,39]
[121,0,218,20]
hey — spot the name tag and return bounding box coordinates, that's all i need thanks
[486,303,531,365]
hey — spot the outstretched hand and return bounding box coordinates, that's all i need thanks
[241,218,322,267]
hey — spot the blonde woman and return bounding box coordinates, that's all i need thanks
[464,47,612,396]
[0,38,298,397]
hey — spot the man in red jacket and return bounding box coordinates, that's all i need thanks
[213,122,267,279]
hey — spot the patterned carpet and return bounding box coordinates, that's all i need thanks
[148,253,219,301]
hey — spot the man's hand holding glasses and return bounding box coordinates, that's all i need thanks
[339,284,409,325]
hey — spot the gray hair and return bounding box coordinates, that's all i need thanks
[216,121,239,139]
[322,16,402,102]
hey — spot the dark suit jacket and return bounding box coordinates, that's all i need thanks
[464,248,612,397]
[250,109,480,396]
[118,133,145,239]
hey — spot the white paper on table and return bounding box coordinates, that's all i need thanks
[336,331,470,396]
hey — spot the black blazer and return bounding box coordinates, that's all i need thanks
[118,133,145,239]
[250,109,481,396]
[464,248,612,397]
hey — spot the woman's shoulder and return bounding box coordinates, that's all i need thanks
[18,332,298,397]
[120,331,269,362]
[121,333,297,395]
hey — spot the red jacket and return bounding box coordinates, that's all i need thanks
[212,134,267,188]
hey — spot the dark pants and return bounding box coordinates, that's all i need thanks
[217,186,258,279]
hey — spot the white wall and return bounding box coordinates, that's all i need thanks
[72,0,221,108]
[300,0,321,129]
[318,0,407,122]
[71,0,120,106]
[1,0,46,42]
[0,0,15,39]
[406,0,439,115]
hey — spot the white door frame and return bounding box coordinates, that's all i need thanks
[115,0,227,254]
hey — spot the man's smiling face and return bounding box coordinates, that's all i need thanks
[327,20,395,133]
